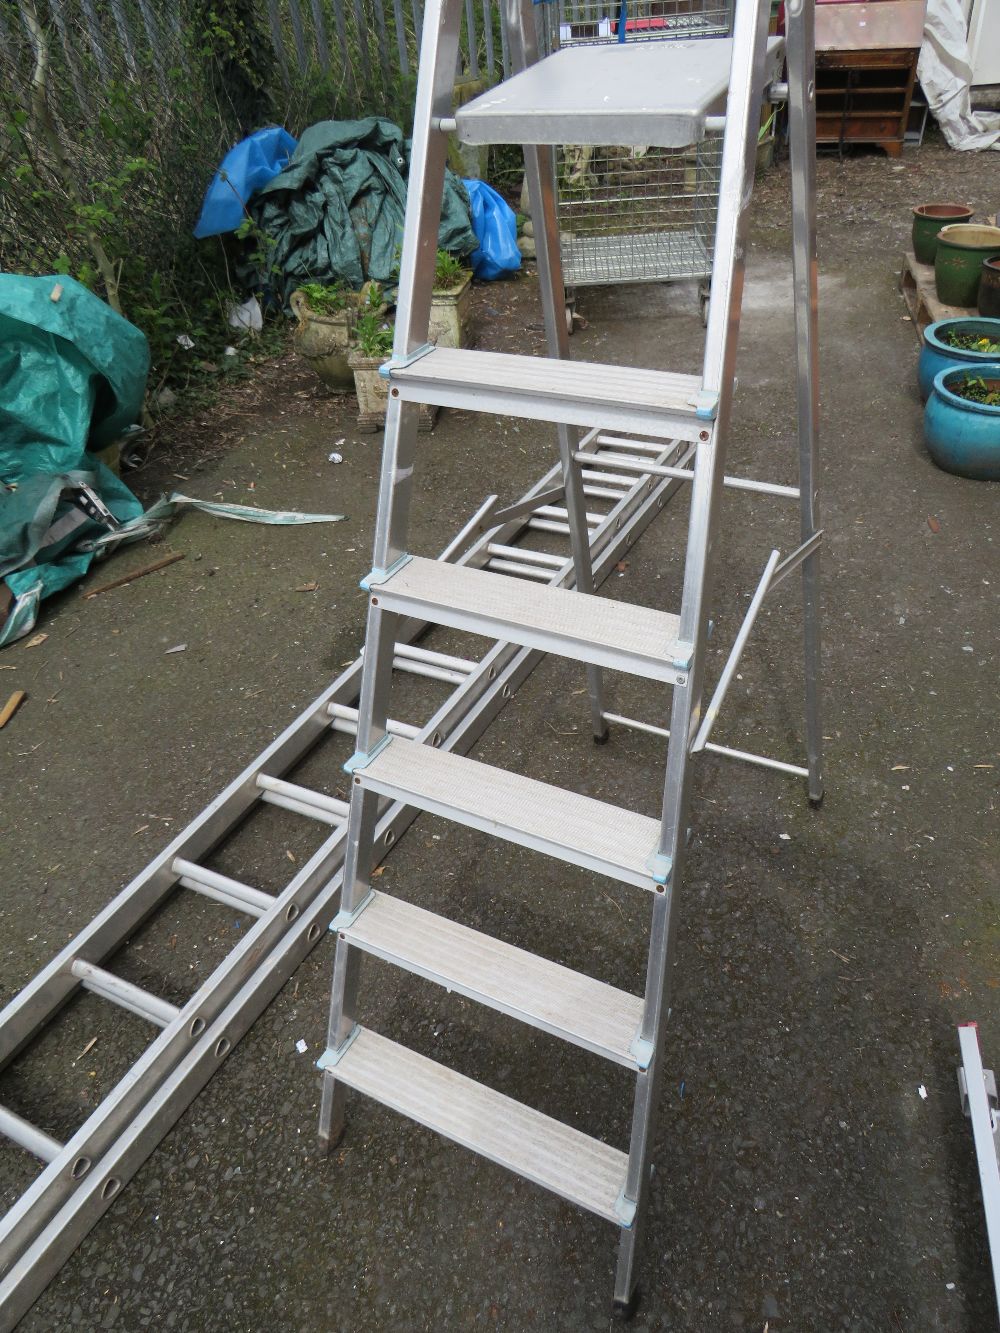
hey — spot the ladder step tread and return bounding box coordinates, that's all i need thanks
[328,1026,629,1222]
[457,39,734,147]
[371,557,684,685]
[455,38,785,148]
[344,891,643,1065]
[354,738,660,890]
[386,348,705,438]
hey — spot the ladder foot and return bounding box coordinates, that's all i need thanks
[612,1284,641,1322]
[808,790,825,809]
[593,725,610,746]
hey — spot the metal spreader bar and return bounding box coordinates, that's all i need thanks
[317,0,823,1319]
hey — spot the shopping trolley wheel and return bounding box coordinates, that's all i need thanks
[565,302,575,336]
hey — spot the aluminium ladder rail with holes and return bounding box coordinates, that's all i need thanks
[318,0,822,1316]
[0,438,689,1329]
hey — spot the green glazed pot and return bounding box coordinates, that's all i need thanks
[912,202,973,265]
[978,256,1000,319]
[935,224,1000,308]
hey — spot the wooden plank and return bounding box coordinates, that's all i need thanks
[899,252,975,343]
[0,692,27,729]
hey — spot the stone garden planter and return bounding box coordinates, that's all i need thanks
[428,271,473,349]
[348,349,438,434]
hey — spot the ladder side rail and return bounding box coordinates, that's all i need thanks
[786,0,824,805]
[507,0,608,741]
[318,0,470,1153]
[614,0,776,1310]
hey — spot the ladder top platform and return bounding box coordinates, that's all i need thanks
[455,36,785,148]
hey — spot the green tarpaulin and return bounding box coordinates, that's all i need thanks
[249,117,477,301]
[0,274,149,647]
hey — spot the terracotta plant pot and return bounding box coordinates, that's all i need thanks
[911,202,974,265]
[428,270,473,349]
[935,224,1000,308]
[978,256,1000,319]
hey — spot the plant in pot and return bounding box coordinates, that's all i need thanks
[924,363,1000,480]
[348,312,438,433]
[916,317,1000,400]
[290,280,386,392]
[429,249,473,349]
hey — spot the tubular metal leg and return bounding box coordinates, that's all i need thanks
[786,0,824,805]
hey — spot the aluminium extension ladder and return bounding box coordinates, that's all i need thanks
[317,0,823,1314]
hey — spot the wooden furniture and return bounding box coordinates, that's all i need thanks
[816,47,919,158]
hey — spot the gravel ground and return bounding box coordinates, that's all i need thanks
[1,133,999,1332]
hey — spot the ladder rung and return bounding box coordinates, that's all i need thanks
[368,556,685,685]
[392,656,467,685]
[385,347,706,441]
[319,1027,630,1224]
[342,892,644,1066]
[327,703,421,741]
[533,505,602,526]
[173,857,277,916]
[69,960,180,1029]
[580,469,637,488]
[527,518,570,536]
[350,737,661,890]
[487,558,553,581]
[0,1104,63,1164]
[485,544,566,569]
[393,643,477,673]
[256,775,349,824]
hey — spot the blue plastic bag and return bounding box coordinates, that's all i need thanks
[194,127,298,239]
[463,179,521,281]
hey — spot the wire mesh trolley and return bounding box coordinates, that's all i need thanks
[541,1,734,328]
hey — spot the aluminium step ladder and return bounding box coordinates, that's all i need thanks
[317,0,823,1315]
[0,441,688,1329]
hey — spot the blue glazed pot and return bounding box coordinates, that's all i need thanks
[917,317,1000,400]
[924,364,1000,480]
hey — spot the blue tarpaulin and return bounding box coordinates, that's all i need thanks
[194,126,298,239]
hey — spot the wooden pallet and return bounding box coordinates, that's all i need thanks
[899,251,975,342]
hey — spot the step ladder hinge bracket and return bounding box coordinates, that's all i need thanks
[379,342,435,379]
[317,1025,362,1071]
[615,1189,638,1229]
[630,1034,655,1071]
[360,552,412,591]
[671,645,693,672]
[329,889,376,934]
[693,390,719,421]
[343,733,394,774]
[646,850,672,885]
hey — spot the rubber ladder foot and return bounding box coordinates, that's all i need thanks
[612,1285,641,1322]
[593,726,610,747]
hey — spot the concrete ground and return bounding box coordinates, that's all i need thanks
[1,139,998,1332]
